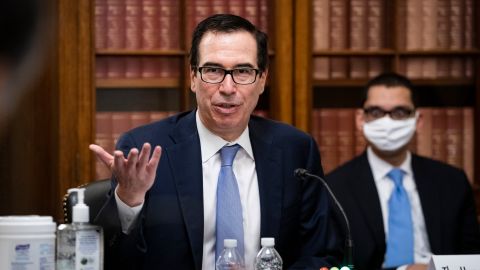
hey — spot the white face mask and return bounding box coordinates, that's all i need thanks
[362,113,417,151]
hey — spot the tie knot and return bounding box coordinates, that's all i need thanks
[220,144,240,166]
[387,168,404,187]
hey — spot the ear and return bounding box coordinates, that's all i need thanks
[355,108,364,132]
[415,109,423,130]
[258,69,268,94]
[190,67,197,93]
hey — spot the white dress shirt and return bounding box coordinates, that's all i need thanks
[366,147,432,270]
[115,111,261,270]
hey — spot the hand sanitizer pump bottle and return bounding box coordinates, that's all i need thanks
[56,188,104,270]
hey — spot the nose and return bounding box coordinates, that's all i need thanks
[218,73,236,95]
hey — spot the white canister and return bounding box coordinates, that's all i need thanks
[0,215,56,270]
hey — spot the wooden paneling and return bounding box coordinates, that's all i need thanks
[56,0,94,219]
[271,0,293,123]
[294,0,312,132]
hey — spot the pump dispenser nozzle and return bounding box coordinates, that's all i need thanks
[68,188,89,223]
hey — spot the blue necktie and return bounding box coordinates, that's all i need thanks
[216,144,244,261]
[384,168,414,268]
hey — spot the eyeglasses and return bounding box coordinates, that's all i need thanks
[363,106,415,120]
[197,66,260,85]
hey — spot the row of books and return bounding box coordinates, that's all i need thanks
[96,56,475,81]
[185,0,269,45]
[313,0,386,51]
[398,0,475,51]
[311,107,474,184]
[313,0,475,51]
[313,56,475,80]
[95,0,269,51]
[96,0,181,50]
[94,109,269,179]
[96,56,181,79]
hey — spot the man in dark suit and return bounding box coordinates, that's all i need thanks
[90,14,342,270]
[326,73,480,270]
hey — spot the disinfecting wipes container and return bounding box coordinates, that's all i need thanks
[0,215,56,270]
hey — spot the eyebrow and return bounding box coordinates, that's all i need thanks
[364,105,415,110]
[201,62,256,69]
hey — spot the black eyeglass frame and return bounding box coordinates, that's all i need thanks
[363,106,416,121]
[196,66,260,85]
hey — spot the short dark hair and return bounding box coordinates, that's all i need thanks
[189,14,269,73]
[361,72,418,107]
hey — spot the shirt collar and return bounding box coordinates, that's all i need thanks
[196,110,254,163]
[366,146,413,183]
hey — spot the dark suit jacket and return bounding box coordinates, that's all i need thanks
[326,152,480,270]
[94,110,343,270]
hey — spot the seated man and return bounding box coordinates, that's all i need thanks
[326,72,480,270]
[90,14,343,270]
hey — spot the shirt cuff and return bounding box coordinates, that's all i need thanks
[396,266,407,270]
[114,186,143,234]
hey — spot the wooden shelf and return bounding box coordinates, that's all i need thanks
[96,78,181,88]
[412,78,475,86]
[313,79,370,87]
[312,49,480,57]
[312,49,396,56]
[313,78,475,88]
[397,49,480,56]
[96,49,186,56]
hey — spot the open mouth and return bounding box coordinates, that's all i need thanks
[214,103,239,114]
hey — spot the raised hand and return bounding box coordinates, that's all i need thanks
[89,143,162,206]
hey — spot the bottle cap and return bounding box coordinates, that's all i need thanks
[223,239,237,248]
[68,188,89,223]
[261,237,275,247]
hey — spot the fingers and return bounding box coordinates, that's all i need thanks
[137,143,152,170]
[126,147,139,172]
[146,145,162,174]
[89,144,114,167]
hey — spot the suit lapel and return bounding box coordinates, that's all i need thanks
[351,153,386,249]
[166,111,204,270]
[249,120,283,240]
[411,155,442,252]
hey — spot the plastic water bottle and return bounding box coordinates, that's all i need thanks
[216,239,245,270]
[254,238,283,270]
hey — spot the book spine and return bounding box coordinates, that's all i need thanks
[228,0,245,17]
[312,0,330,80]
[416,108,433,157]
[106,0,126,49]
[330,0,348,79]
[319,109,339,174]
[463,107,474,185]
[244,0,259,26]
[125,0,142,49]
[258,0,269,34]
[125,57,141,78]
[337,109,355,166]
[142,0,159,49]
[96,57,108,79]
[421,0,438,79]
[159,0,180,50]
[107,57,126,78]
[445,107,463,168]
[349,0,367,78]
[95,0,108,50]
[431,108,447,162]
[95,112,113,180]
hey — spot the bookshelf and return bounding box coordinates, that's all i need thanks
[89,0,298,180]
[8,0,474,220]
[295,0,480,206]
